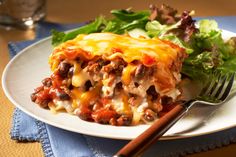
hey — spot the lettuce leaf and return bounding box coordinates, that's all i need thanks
[52,9,149,46]
[161,34,193,54]
[110,9,149,22]
[182,19,236,79]
[102,9,149,34]
[217,55,236,73]
[145,20,181,37]
[52,16,106,46]
[198,19,218,34]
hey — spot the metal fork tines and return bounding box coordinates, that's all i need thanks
[197,72,235,105]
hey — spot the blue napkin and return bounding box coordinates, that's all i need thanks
[9,17,236,157]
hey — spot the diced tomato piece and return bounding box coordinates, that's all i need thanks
[36,88,50,101]
[112,47,123,53]
[100,98,111,105]
[51,73,62,88]
[76,106,93,121]
[92,108,117,124]
[143,54,155,66]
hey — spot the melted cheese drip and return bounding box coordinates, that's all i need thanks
[121,64,136,85]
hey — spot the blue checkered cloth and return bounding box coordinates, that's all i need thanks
[9,17,236,157]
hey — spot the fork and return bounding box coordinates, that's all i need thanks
[114,72,235,157]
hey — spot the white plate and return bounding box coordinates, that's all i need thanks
[2,29,236,140]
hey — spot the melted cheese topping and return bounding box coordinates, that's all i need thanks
[42,32,187,125]
[49,33,184,70]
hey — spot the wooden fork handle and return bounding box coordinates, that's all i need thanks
[114,104,188,157]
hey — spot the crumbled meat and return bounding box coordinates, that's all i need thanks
[92,102,102,111]
[92,108,118,124]
[30,93,37,102]
[75,106,93,121]
[143,109,157,122]
[101,62,116,73]
[152,101,163,112]
[42,78,52,87]
[87,61,101,73]
[124,81,149,97]
[85,60,103,81]
[31,86,51,108]
[109,118,117,125]
[102,74,117,97]
[35,99,50,108]
[32,92,50,108]
[117,115,132,126]
[128,95,142,107]
[101,58,126,74]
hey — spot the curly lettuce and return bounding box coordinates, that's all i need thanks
[182,19,236,79]
[51,4,236,81]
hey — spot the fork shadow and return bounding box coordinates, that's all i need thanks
[168,92,236,136]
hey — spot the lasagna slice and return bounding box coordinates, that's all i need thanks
[31,32,187,126]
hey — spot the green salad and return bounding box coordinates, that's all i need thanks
[51,4,236,81]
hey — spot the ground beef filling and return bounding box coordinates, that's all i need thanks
[31,57,177,126]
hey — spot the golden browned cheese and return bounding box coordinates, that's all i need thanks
[49,33,186,93]
[50,33,184,66]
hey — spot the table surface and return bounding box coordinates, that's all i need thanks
[1,0,236,156]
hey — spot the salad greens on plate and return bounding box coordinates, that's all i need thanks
[51,4,236,81]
